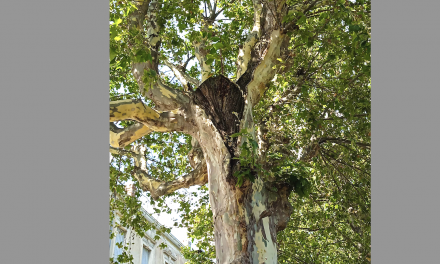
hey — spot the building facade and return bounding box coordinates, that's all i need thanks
[109,184,186,264]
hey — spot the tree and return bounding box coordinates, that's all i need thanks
[109,0,370,263]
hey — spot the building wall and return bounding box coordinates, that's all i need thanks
[110,212,186,264]
[109,183,186,264]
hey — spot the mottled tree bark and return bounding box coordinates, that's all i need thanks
[187,76,293,264]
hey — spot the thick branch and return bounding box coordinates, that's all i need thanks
[163,59,200,91]
[110,122,151,148]
[235,0,263,80]
[128,0,151,32]
[110,99,188,133]
[239,1,328,105]
[132,62,190,110]
[246,29,287,105]
[193,9,221,82]
[194,38,212,82]
[235,0,290,105]
[206,0,214,16]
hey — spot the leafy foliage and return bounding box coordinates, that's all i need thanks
[109,0,370,263]
[230,129,260,186]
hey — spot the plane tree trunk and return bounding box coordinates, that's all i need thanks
[188,75,293,264]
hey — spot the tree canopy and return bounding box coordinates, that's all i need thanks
[109,0,370,263]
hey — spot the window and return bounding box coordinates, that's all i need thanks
[109,220,113,249]
[109,228,112,249]
[113,228,126,261]
[141,246,150,264]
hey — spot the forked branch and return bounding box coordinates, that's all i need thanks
[110,146,208,200]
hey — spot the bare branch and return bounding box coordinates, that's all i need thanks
[182,55,196,70]
[320,114,369,121]
[319,137,370,149]
[274,134,370,165]
[109,146,137,157]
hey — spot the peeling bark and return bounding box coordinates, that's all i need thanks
[135,159,208,200]
[109,99,189,134]
[235,0,263,80]
[110,122,151,148]
[243,179,293,264]
[194,40,212,82]
[110,74,295,263]
[246,29,288,105]
[191,102,244,263]
[188,75,293,264]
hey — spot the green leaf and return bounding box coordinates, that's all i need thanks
[297,15,307,26]
[348,24,361,32]
[213,43,224,49]
[110,27,118,39]
[250,139,258,151]
[110,47,117,61]
[205,58,214,65]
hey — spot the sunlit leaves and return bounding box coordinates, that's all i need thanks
[109,0,370,263]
